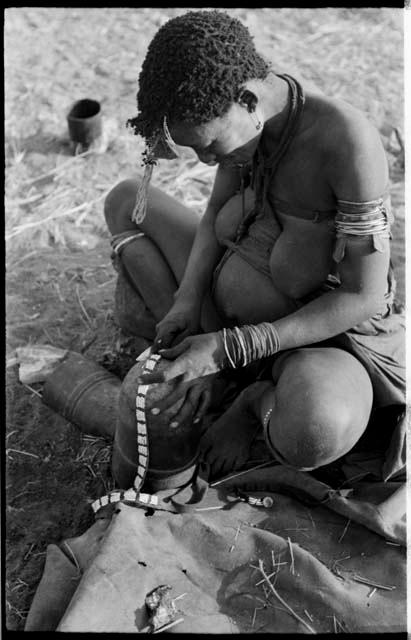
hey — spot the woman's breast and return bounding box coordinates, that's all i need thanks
[212,192,337,324]
[269,213,336,299]
[213,187,295,324]
[214,187,255,245]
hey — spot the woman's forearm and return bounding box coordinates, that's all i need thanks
[220,288,386,370]
[176,163,243,302]
[176,206,225,301]
[274,288,385,351]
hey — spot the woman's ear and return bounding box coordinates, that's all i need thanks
[237,88,258,113]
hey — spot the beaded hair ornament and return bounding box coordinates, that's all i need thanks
[131,116,180,224]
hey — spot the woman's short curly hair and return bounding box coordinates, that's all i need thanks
[127,10,271,143]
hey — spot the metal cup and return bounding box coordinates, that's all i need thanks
[67,98,102,146]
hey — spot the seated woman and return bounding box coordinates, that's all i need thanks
[104,10,405,481]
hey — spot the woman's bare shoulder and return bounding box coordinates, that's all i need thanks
[306,92,388,198]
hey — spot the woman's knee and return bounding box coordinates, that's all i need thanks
[104,178,139,234]
[266,349,373,470]
[267,401,363,470]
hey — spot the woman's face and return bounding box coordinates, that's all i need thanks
[169,102,262,166]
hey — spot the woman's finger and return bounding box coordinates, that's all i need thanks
[153,325,183,352]
[167,384,202,427]
[137,370,166,384]
[149,381,190,415]
[193,389,212,424]
[158,339,190,360]
[138,366,184,385]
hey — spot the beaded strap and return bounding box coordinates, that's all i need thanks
[91,489,158,513]
[91,352,161,514]
[134,353,161,491]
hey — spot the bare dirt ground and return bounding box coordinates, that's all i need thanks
[5,7,405,631]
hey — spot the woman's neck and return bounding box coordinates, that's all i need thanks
[260,73,292,142]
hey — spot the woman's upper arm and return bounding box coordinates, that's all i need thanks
[326,111,389,200]
[326,114,391,299]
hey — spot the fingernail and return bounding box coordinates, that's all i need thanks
[151,408,160,415]
[170,421,179,429]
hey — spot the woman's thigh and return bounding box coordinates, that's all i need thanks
[104,178,201,283]
[266,347,373,470]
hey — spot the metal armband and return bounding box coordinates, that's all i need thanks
[333,194,391,263]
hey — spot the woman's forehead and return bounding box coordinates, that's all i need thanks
[169,119,221,146]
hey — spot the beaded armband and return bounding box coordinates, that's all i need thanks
[333,195,391,263]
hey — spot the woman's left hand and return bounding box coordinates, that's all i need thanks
[137,332,226,385]
[146,375,215,430]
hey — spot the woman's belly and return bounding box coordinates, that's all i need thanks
[212,252,298,326]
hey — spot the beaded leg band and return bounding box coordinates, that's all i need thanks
[110,231,145,272]
[111,230,146,256]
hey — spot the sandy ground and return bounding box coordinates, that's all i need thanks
[5,7,405,630]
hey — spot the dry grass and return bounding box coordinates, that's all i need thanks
[4,7,404,263]
[75,435,115,494]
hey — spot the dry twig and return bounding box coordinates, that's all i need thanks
[152,617,184,633]
[338,519,351,543]
[22,383,43,399]
[7,448,40,460]
[210,460,273,487]
[255,565,287,587]
[256,559,316,634]
[62,541,82,576]
[6,194,107,239]
[287,538,295,575]
[305,509,316,530]
[352,574,395,591]
[21,150,93,185]
[251,607,257,628]
[333,615,346,633]
[172,592,187,602]
[23,543,36,561]
[75,284,93,328]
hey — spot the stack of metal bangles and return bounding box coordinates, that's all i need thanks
[220,322,281,369]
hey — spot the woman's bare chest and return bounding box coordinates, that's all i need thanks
[214,162,337,301]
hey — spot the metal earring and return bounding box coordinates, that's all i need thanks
[250,110,262,131]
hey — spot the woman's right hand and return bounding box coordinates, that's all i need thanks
[153,296,201,352]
